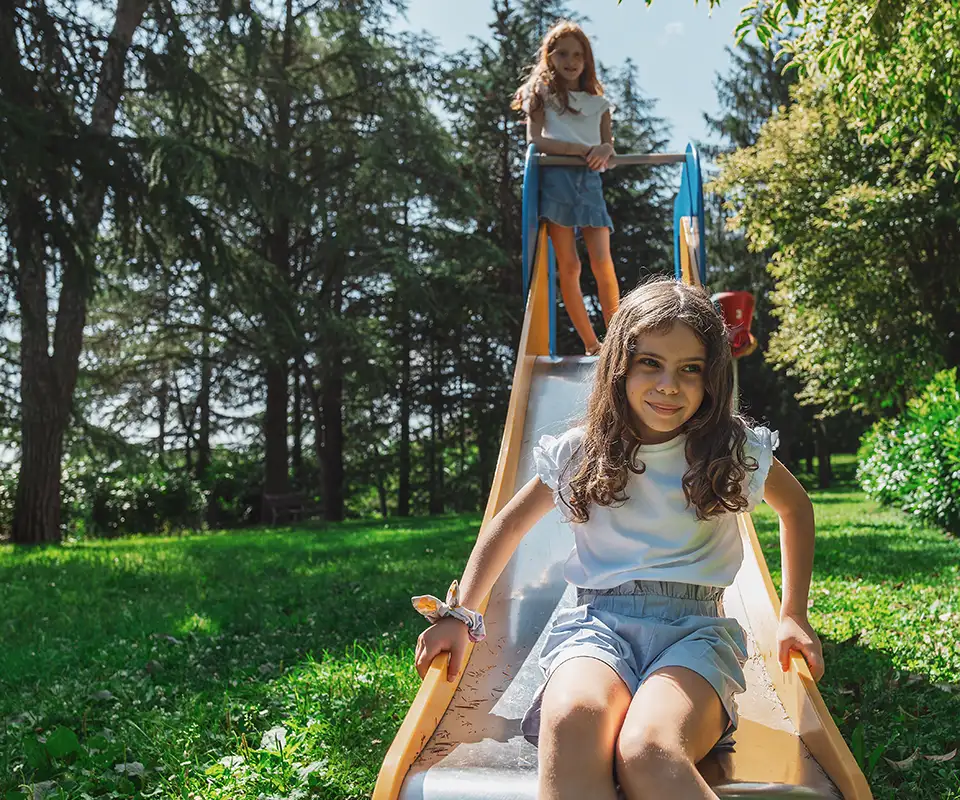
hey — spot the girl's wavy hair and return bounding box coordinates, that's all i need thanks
[562,277,757,523]
[511,20,603,117]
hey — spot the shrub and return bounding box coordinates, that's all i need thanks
[201,449,263,528]
[71,458,207,537]
[858,368,960,533]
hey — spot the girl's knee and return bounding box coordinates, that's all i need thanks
[542,680,626,747]
[616,724,688,781]
[589,258,617,284]
[555,256,582,278]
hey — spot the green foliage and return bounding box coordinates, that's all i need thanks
[701,32,826,467]
[714,84,960,416]
[740,0,960,176]
[0,448,269,539]
[858,369,960,533]
[203,450,265,528]
[626,1,958,172]
[66,459,207,538]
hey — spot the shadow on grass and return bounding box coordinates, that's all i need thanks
[0,517,487,796]
[0,518,481,688]
[815,631,960,798]
[807,521,959,582]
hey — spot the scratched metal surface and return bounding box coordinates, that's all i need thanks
[399,356,841,800]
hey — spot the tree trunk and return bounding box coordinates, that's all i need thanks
[371,409,388,518]
[321,366,344,521]
[457,367,466,512]
[195,324,212,481]
[292,362,304,486]
[5,0,149,544]
[171,375,194,474]
[398,318,411,516]
[321,282,344,521]
[815,420,832,489]
[378,481,388,518]
[477,399,492,506]
[16,377,69,544]
[428,336,445,515]
[262,361,290,516]
[157,376,169,465]
[259,0,296,521]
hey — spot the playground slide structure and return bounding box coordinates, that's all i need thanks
[373,145,872,800]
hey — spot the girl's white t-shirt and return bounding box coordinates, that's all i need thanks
[534,426,779,589]
[531,90,613,147]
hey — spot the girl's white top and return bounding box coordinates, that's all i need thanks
[534,426,779,588]
[529,89,614,147]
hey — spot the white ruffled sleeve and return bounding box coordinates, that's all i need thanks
[532,427,584,521]
[743,426,780,512]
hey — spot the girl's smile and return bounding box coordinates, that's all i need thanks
[646,399,684,416]
[625,322,707,444]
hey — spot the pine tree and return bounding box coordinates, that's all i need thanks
[0,1,242,543]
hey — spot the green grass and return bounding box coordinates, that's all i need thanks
[756,456,960,798]
[0,517,480,799]
[1,460,958,799]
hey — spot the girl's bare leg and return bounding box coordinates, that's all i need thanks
[538,656,631,800]
[547,222,600,354]
[582,226,620,325]
[615,666,727,800]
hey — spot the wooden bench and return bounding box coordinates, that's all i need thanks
[262,492,321,525]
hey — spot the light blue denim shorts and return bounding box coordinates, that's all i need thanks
[521,580,748,750]
[539,165,614,232]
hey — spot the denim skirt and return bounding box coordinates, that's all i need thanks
[520,579,748,751]
[540,165,614,232]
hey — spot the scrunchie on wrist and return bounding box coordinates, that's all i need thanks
[411,580,486,643]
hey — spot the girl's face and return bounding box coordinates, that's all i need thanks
[549,36,585,88]
[625,323,707,444]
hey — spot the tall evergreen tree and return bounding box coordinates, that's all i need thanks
[0,1,250,543]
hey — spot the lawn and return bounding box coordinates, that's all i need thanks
[1,461,958,799]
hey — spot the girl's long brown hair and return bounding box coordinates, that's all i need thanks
[511,20,604,117]
[562,277,757,523]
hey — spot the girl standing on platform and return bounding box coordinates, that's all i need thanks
[412,278,825,800]
[512,20,619,356]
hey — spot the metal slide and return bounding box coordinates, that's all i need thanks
[373,148,872,800]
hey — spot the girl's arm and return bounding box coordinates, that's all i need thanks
[600,109,614,148]
[762,457,825,680]
[591,110,615,169]
[415,476,555,680]
[458,476,556,609]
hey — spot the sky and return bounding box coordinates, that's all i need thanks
[393,0,746,153]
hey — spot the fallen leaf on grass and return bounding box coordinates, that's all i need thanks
[30,781,57,800]
[884,749,920,770]
[884,748,958,770]
[115,762,146,777]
